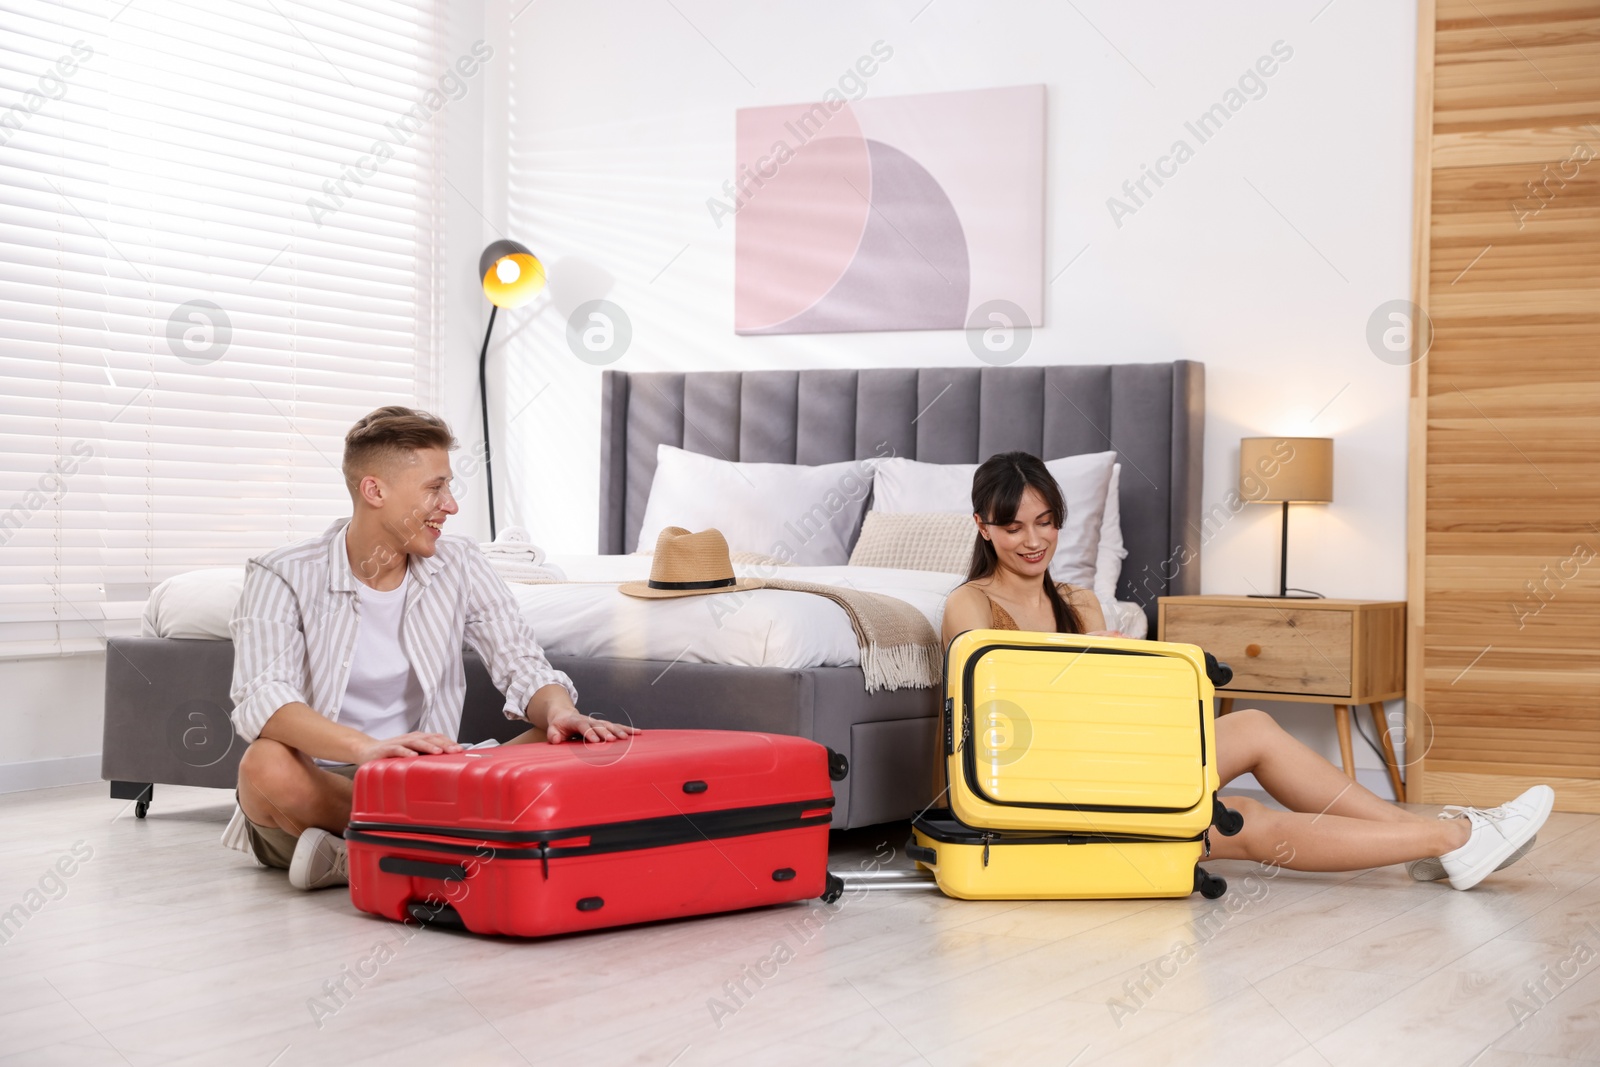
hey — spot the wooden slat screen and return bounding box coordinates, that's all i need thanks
[1408,0,1600,811]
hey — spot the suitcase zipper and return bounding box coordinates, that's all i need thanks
[981,831,993,868]
[346,799,835,869]
[347,796,833,846]
[914,809,1208,848]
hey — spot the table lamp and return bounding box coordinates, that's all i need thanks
[477,239,547,540]
[1240,436,1333,599]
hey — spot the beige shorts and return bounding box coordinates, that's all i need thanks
[241,763,358,869]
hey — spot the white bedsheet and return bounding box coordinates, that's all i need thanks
[140,554,1147,667]
[510,554,963,668]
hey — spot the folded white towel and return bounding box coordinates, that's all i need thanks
[483,547,551,566]
[488,558,566,583]
[480,525,546,566]
[492,524,535,543]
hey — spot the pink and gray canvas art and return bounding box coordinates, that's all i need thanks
[733,84,1045,335]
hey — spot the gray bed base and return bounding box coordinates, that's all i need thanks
[103,361,1203,831]
[101,639,933,828]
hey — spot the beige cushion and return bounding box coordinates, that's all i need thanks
[848,511,975,576]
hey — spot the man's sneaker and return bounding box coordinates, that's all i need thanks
[288,827,349,890]
[1438,786,1555,891]
[1407,807,1537,882]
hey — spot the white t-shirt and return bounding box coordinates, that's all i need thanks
[315,560,424,766]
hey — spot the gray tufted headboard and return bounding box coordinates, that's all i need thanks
[597,363,1204,629]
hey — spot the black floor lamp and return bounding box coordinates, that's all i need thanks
[476,239,546,541]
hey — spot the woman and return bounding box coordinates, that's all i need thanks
[939,452,1552,890]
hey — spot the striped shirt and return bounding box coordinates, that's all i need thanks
[220,516,577,853]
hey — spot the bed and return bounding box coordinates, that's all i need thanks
[102,362,1204,828]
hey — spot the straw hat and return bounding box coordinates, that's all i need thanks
[619,527,765,599]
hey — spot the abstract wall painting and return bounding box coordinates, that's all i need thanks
[732,84,1045,335]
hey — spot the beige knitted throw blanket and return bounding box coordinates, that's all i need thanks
[758,578,942,692]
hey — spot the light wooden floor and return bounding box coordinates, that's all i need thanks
[3,784,1598,1067]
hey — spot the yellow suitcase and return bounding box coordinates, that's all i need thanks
[812,631,1242,905]
[941,629,1241,840]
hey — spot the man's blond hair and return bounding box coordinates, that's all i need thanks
[342,406,457,497]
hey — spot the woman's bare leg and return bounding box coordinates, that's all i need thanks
[1216,709,1429,824]
[1207,795,1470,871]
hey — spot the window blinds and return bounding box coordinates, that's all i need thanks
[0,0,441,658]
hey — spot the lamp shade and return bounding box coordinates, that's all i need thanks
[479,239,546,308]
[1240,437,1333,503]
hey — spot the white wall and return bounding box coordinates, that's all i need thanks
[0,652,107,792]
[489,0,1419,789]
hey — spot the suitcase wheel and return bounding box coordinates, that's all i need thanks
[1193,866,1227,900]
[1204,651,1234,689]
[826,749,849,782]
[820,872,845,904]
[1212,796,1245,837]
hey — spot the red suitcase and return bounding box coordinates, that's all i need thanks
[345,729,846,937]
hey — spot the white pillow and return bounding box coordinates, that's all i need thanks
[637,445,877,566]
[870,451,1116,588]
[141,567,244,640]
[1096,463,1127,605]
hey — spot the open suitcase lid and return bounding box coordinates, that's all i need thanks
[943,630,1214,815]
[348,729,838,838]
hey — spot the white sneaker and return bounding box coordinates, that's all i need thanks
[1438,786,1554,891]
[288,827,350,891]
[1407,807,1537,882]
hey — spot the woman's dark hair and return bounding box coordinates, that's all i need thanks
[967,451,1083,634]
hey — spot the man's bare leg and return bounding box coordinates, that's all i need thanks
[237,738,355,836]
[501,729,544,746]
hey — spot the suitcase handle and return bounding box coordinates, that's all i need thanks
[406,900,466,928]
[379,856,470,882]
[906,843,937,866]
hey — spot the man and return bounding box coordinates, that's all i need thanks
[223,406,633,889]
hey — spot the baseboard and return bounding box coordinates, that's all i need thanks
[0,754,103,795]
[1418,769,1599,814]
[1228,768,1398,804]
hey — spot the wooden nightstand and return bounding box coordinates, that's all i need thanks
[1157,595,1407,799]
